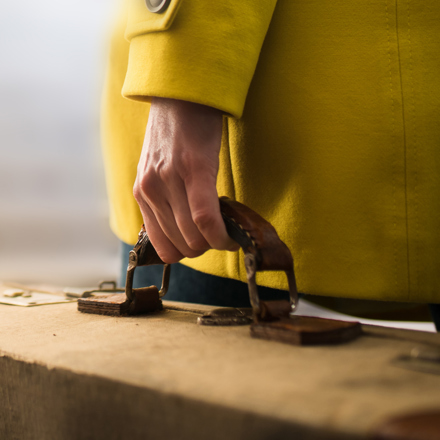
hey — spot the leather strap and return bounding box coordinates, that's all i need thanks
[123,197,298,320]
[219,197,293,272]
[79,197,361,346]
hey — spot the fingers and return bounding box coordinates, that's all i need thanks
[134,173,238,263]
[135,179,207,263]
[185,173,239,252]
[135,193,184,264]
[133,97,239,263]
[170,193,211,252]
[152,201,206,260]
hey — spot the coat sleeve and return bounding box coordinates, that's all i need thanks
[122,0,278,118]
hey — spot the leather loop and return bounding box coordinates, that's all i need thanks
[219,197,293,272]
[124,225,169,309]
[128,286,162,314]
[133,225,165,266]
[259,300,292,322]
[124,197,298,320]
[219,197,298,319]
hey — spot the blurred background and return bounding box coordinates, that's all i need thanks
[0,1,436,328]
[0,0,121,286]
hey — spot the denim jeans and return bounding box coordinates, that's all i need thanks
[119,242,289,308]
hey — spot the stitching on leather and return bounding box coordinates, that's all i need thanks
[226,216,257,249]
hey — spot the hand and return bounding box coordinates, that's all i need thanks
[133,97,239,263]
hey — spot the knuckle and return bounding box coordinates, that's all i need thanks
[151,238,183,264]
[134,172,161,204]
[179,155,198,179]
[192,211,217,231]
[186,237,209,252]
[156,160,174,182]
[183,248,204,259]
[156,248,182,264]
[132,183,142,201]
[140,170,158,191]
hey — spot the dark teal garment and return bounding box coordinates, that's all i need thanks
[119,242,289,307]
[430,305,440,331]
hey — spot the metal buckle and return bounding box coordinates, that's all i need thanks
[64,281,124,299]
[125,249,171,305]
[244,253,298,319]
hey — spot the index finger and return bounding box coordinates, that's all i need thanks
[186,175,239,251]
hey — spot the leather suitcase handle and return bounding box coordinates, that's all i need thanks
[80,198,360,345]
[219,197,293,272]
[125,197,298,319]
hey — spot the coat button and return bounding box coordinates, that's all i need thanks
[146,0,171,13]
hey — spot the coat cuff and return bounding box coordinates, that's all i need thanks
[122,0,277,118]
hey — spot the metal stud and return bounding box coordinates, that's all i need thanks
[145,0,171,13]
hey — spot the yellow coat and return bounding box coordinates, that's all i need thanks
[102,0,440,303]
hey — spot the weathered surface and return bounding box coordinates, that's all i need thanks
[1,301,440,440]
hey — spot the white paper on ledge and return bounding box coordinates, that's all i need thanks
[296,299,436,333]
